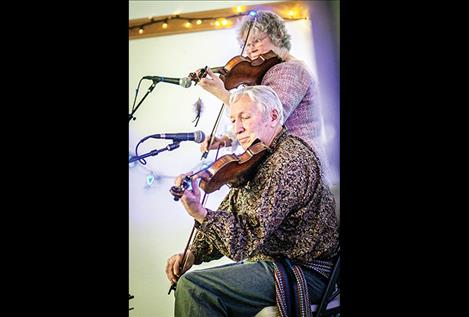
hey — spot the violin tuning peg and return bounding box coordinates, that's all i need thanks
[169,186,184,201]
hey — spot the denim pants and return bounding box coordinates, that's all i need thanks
[174,260,328,317]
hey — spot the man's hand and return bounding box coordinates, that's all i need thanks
[165,251,195,284]
[175,173,207,223]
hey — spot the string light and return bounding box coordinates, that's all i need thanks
[235,6,245,13]
[129,8,307,35]
[129,158,212,189]
[129,148,216,189]
[146,173,155,186]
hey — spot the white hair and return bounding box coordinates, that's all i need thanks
[229,85,285,124]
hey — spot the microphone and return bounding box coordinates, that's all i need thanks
[146,130,205,143]
[143,75,192,88]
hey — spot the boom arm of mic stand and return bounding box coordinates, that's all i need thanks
[129,142,180,163]
[129,81,158,122]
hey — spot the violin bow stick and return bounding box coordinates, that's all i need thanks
[167,182,214,295]
[239,13,257,56]
[170,15,258,295]
[200,14,255,158]
[168,223,197,294]
[169,102,224,295]
[201,103,226,160]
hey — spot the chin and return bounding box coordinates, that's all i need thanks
[239,139,250,150]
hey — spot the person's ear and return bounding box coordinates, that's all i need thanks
[270,109,280,127]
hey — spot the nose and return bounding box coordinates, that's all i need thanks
[234,119,245,135]
[246,43,257,55]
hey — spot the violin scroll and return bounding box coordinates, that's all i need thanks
[169,176,192,201]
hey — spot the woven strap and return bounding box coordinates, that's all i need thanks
[273,258,312,317]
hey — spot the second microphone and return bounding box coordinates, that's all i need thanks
[146,131,205,143]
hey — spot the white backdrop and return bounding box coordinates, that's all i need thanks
[129,1,339,316]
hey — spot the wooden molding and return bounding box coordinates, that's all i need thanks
[129,1,309,40]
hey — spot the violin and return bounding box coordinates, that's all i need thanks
[170,139,271,201]
[189,50,282,90]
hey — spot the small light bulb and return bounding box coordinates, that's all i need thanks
[196,19,202,25]
[162,22,168,29]
[146,174,155,186]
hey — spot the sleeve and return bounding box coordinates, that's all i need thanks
[194,154,316,261]
[189,230,224,265]
[188,192,233,265]
[261,62,314,119]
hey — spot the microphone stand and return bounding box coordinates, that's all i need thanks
[129,80,158,122]
[129,141,180,163]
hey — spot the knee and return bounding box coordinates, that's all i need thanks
[175,271,199,297]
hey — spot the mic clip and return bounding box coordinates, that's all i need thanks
[166,141,180,151]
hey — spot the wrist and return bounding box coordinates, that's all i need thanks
[194,207,208,224]
[222,135,232,147]
[222,90,230,105]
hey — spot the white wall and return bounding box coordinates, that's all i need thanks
[129,1,339,316]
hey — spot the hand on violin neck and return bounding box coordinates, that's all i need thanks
[175,173,207,223]
[198,68,230,104]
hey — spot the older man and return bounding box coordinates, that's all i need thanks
[166,85,338,317]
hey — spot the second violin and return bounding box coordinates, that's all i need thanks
[170,139,271,201]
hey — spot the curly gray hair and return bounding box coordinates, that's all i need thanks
[237,10,291,51]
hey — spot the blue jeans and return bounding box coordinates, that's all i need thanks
[174,260,328,317]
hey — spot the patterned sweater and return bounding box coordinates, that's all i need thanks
[190,128,339,266]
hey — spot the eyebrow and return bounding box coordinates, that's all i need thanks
[229,110,245,120]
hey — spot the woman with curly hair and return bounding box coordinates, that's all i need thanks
[198,10,329,182]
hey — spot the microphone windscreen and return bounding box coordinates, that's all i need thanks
[181,77,192,88]
[194,131,205,143]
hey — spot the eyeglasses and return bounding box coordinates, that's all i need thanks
[240,35,269,49]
